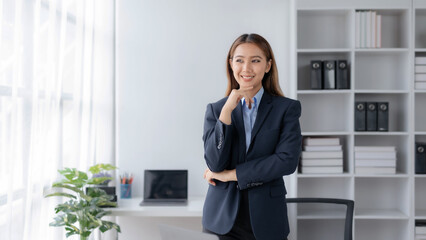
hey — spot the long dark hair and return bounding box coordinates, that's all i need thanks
[225,33,283,97]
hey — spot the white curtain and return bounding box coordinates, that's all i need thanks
[0,0,116,239]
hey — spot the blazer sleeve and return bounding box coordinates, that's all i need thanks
[236,100,302,190]
[203,103,234,172]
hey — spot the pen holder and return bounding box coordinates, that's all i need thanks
[120,184,132,199]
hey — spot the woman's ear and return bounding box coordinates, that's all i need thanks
[265,59,272,73]
[229,58,233,70]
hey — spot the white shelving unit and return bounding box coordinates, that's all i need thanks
[293,0,425,239]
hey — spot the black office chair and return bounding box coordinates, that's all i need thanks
[286,198,354,240]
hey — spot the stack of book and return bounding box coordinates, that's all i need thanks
[416,56,426,90]
[300,137,343,174]
[355,10,382,48]
[416,221,426,239]
[354,146,397,174]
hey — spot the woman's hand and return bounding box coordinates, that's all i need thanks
[219,86,254,125]
[203,168,237,186]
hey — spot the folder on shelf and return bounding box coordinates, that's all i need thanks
[415,142,426,174]
[366,102,378,131]
[377,102,389,131]
[310,60,322,89]
[355,102,366,131]
[323,60,336,89]
[336,60,349,89]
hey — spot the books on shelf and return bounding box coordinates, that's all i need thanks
[354,146,396,152]
[416,82,426,89]
[301,159,343,166]
[354,151,396,159]
[355,167,396,174]
[354,146,397,174]
[415,66,426,73]
[304,137,340,146]
[355,159,396,167]
[301,166,343,174]
[302,151,343,159]
[416,58,426,89]
[416,221,426,237]
[415,57,426,65]
[356,10,381,48]
[300,137,343,174]
[304,145,342,152]
[416,74,426,81]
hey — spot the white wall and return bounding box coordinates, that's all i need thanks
[116,0,293,239]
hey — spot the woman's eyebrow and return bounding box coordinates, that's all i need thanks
[234,55,263,59]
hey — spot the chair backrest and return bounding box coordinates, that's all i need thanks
[158,224,219,240]
[286,198,354,240]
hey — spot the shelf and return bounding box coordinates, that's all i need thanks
[297,48,351,53]
[354,132,409,136]
[297,173,352,178]
[299,94,352,132]
[298,177,352,199]
[355,93,410,132]
[295,4,416,240]
[415,94,426,131]
[355,48,409,52]
[297,51,351,90]
[297,90,351,94]
[415,209,426,218]
[355,219,410,240]
[355,51,410,91]
[298,9,351,49]
[415,179,426,213]
[354,173,409,178]
[355,208,408,219]
[354,90,409,94]
[415,9,426,48]
[415,174,426,178]
[297,208,346,219]
[302,131,351,136]
[296,219,346,240]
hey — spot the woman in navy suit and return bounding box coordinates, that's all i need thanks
[202,33,302,240]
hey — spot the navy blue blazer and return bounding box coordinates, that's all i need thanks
[202,91,302,240]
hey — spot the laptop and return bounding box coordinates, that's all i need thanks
[139,170,188,206]
[158,224,219,240]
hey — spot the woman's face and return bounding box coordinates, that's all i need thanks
[229,43,271,92]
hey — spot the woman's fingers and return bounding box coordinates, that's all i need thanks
[204,169,216,186]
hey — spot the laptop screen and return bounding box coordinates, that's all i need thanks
[143,170,188,201]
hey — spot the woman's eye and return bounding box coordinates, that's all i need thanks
[252,59,261,63]
[235,59,243,63]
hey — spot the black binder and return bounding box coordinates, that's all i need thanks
[377,102,389,131]
[336,60,349,89]
[355,102,366,131]
[310,60,322,89]
[323,60,336,89]
[366,102,377,131]
[415,142,426,174]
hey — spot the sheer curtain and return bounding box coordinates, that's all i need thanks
[0,0,116,239]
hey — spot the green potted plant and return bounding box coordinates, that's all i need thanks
[45,163,121,240]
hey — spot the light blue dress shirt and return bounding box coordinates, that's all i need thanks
[241,87,264,152]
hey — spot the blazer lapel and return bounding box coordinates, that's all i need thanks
[231,103,247,158]
[250,91,273,144]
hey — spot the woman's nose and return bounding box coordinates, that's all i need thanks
[243,62,252,71]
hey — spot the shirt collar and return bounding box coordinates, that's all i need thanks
[241,87,264,108]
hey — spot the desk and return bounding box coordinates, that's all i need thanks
[108,196,205,217]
